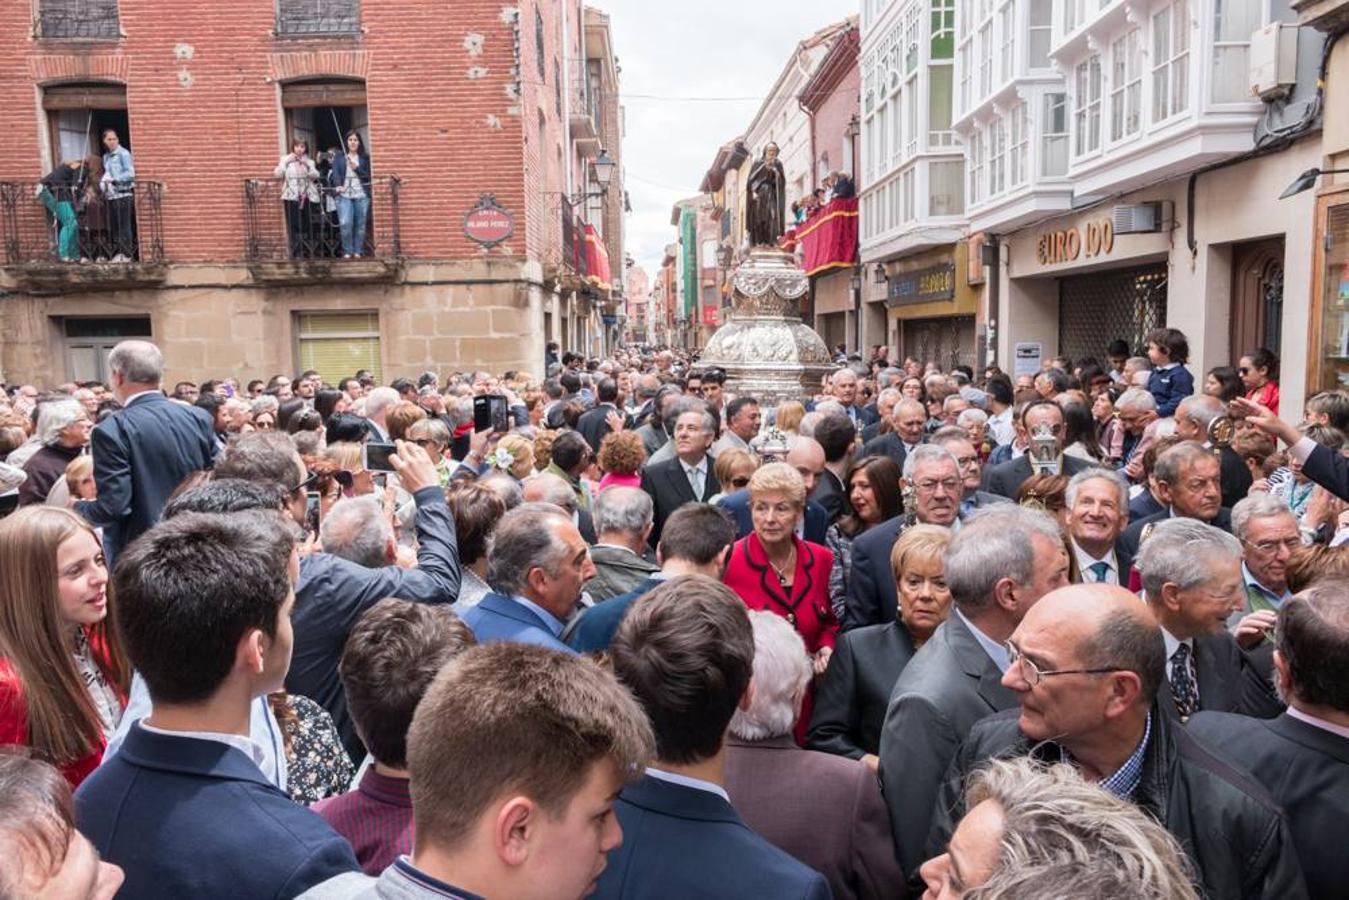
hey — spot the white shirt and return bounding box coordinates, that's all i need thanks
[1287,705,1349,740]
[122,389,161,407]
[987,407,1015,446]
[138,719,270,772]
[645,766,730,802]
[955,607,1010,672]
[1071,539,1120,585]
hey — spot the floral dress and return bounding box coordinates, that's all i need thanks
[273,693,355,805]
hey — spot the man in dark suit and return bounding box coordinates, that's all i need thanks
[73,340,217,562]
[982,399,1092,499]
[878,505,1070,879]
[640,407,718,547]
[1065,466,1133,584]
[928,584,1307,900]
[809,411,857,523]
[1136,517,1283,721]
[576,377,624,453]
[861,398,926,471]
[594,575,830,899]
[461,505,593,654]
[1189,582,1349,900]
[75,510,359,898]
[1117,441,1233,562]
[859,387,900,444]
[1173,395,1252,507]
[724,612,903,900]
[929,426,1012,519]
[829,366,879,430]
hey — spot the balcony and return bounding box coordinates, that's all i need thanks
[36,0,120,40]
[0,180,166,294]
[570,65,602,156]
[549,195,590,292]
[275,0,360,37]
[243,176,400,284]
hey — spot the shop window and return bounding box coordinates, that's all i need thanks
[1110,30,1143,141]
[295,311,381,386]
[1212,0,1260,102]
[275,0,360,36]
[37,0,120,40]
[929,160,964,216]
[1041,92,1069,176]
[1151,0,1190,122]
[1073,56,1102,157]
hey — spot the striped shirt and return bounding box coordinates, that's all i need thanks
[312,767,413,876]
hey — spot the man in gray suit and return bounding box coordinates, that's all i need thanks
[877,505,1070,880]
[982,400,1093,499]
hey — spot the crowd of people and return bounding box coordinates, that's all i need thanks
[1,330,1347,899]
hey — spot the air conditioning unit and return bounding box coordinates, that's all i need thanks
[1250,23,1299,101]
[1112,202,1168,235]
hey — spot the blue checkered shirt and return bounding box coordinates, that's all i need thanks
[1063,712,1151,798]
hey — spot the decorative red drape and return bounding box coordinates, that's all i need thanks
[584,225,612,290]
[796,197,859,276]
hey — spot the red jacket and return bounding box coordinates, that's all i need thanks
[0,627,124,787]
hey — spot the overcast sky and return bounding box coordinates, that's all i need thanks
[605,0,858,283]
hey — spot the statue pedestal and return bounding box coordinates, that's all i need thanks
[700,248,833,408]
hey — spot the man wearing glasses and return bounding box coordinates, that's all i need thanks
[926,583,1306,900]
[982,400,1094,499]
[1228,494,1300,639]
[1118,442,1233,565]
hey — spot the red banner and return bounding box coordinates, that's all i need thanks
[796,197,859,277]
[584,225,612,291]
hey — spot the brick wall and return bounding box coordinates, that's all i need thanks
[812,65,860,180]
[0,0,582,264]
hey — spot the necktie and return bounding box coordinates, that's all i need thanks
[1169,643,1198,720]
[1088,561,1110,583]
[688,465,704,501]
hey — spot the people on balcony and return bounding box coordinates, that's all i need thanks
[99,130,136,263]
[275,139,321,260]
[37,159,90,262]
[330,131,371,259]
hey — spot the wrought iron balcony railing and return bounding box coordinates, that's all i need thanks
[243,176,400,263]
[0,180,164,266]
[275,0,360,35]
[36,0,120,40]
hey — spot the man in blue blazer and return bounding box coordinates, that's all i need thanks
[76,509,358,899]
[74,340,217,562]
[461,503,595,653]
[593,574,830,899]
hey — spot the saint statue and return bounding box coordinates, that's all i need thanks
[745,142,786,247]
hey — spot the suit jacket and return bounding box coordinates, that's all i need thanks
[74,392,217,561]
[640,454,718,548]
[981,453,1094,499]
[635,421,668,458]
[724,735,904,900]
[565,576,661,654]
[860,432,916,472]
[929,706,1308,900]
[1301,441,1349,502]
[1128,488,1166,522]
[460,591,576,654]
[75,721,358,899]
[718,488,829,544]
[1189,711,1349,900]
[807,621,916,759]
[1218,445,1253,510]
[591,773,831,900]
[577,402,621,453]
[1158,632,1283,721]
[810,467,851,523]
[1118,507,1233,561]
[860,419,885,444]
[585,544,660,602]
[877,613,1017,879]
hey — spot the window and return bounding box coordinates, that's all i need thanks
[958,43,972,115]
[1041,92,1069,175]
[905,4,922,73]
[978,22,993,98]
[1009,103,1029,187]
[998,4,1015,82]
[878,103,890,171]
[276,0,360,36]
[988,117,1007,195]
[932,0,956,59]
[928,66,954,147]
[907,76,920,155]
[555,59,563,116]
[930,160,965,215]
[63,316,151,383]
[535,9,547,78]
[1062,0,1086,35]
[1028,0,1053,68]
[968,130,985,204]
[1213,0,1260,102]
[296,311,382,385]
[1110,30,1143,141]
[1152,0,1190,122]
[903,168,917,221]
[894,92,906,162]
[38,0,120,39]
[1073,55,1102,156]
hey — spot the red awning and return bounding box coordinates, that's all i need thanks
[797,197,858,276]
[584,225,612,291]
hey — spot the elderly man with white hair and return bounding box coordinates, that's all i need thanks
[362,385,399,442]
[585,486,659,602]
[1173,394,1252,505]
[17,397,90,507]
[722,611,902,900]
[1065,467,1132,585]
[1136,517,1283,721]
[320,495,396,569]
[1114,388,1159,477]
[1229,492,1301,645]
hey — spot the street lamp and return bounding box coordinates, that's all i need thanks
[1279,167,1349,199]
[592,149,616,191]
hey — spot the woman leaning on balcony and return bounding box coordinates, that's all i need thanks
[275,138,321,259]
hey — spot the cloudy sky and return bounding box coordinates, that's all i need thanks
[605,0,858,283]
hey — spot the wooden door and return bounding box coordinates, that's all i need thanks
[1229,238,1285,360]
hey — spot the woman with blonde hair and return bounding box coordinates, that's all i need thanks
[323,441,375,496]
[708,447,759,502]
[493,433,536,482]
[808,524,952,768]
[0,507,130,786]
[774,400,806,434]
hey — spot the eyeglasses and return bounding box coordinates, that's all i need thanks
[1005,641,1127,687]
[913,478,961,493]
[1244,537,1301,554]
[292,469,354,493]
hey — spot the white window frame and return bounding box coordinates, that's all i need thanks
[1028,0,1053,69]
[1009,102,1028,187]
[1073,54,1102,157]
[998,2,1015,84]
[1041,91,1069,176]
[1110,29,1142,142]
[988,115,1007,196]
[968,129,985,205]
[1151,0,1191,123]
[1211,0,1261,103]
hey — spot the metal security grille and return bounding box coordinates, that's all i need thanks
[1058,265,1167,363]
[901,315,977,369]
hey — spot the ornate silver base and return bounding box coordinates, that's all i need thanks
[699,248,833,408]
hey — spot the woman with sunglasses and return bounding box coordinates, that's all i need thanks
[706,447,759,504]
[824,455,902,624]
[1239,348,1280,416]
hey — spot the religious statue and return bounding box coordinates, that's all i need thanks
[745,142,786,247]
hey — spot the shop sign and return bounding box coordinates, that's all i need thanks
[463,194,515,249]
[1035,218,1114,266]
[886,262,956,306]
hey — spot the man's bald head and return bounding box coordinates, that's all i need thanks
[785,436,825,495]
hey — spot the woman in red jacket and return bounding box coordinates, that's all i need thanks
[0,507,130,786]
[723,462,837,743]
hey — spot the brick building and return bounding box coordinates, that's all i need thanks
[0,0,623,387]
